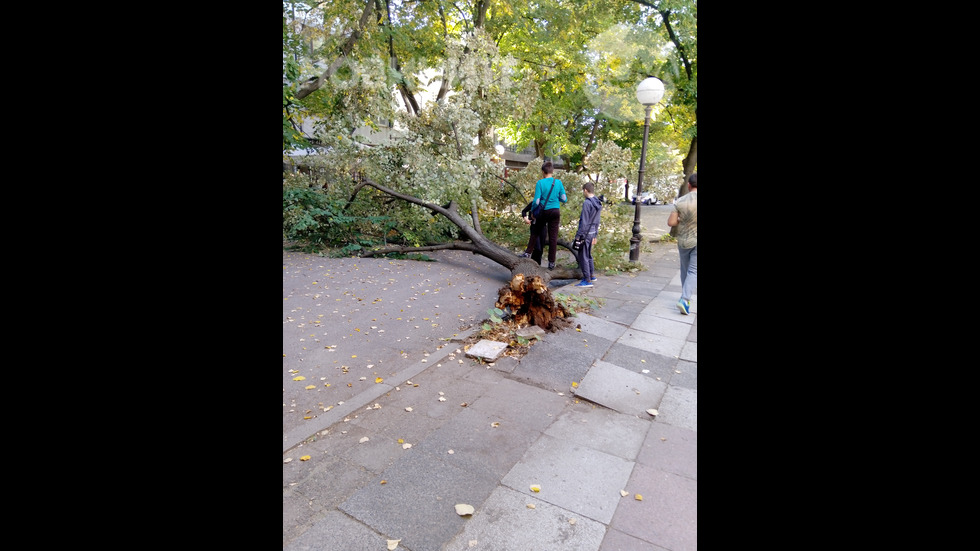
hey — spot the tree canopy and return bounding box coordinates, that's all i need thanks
[283,0,696,271]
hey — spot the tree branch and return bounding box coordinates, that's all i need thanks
[295,0,375,100]
[359,241,483,258]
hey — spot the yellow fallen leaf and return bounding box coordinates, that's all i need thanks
[571,382,579,388]
[387,539,400,550]
[635,494,643,501]
[620,490,629,497]
[526,503,535,509]
[305,385,316,390]
[375,377,384,383]
[293,376,306,381]
[455,504,475,516]
[530,484,541,492]
[300,455,311,461]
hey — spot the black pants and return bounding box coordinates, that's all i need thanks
[530,208,561,265]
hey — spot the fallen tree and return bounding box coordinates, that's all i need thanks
[352,176,586,285]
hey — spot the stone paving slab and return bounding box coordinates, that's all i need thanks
[511,330,613,393]
[599,528,672,551]
[543,402,650,461]
[573,360,667,417]
[601,342,677,381]
[467,339,508,361]
[587,297,642,326]
[679,341,697,362]
[283,510,390,551]
[445,486,608,551]
[501,434,635,524]
[670,360,698,391]
[642,291,698,322]
[468,378,570,429]
[616,328,686,359]
[413,405,545,480]
[573,312,629,342]
[339,450,499,551]
[637,423,697,480]
[657,386,697,432]
[630,312,694,340]
[610,462,697,551]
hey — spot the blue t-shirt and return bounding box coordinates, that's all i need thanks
[533,177,568,210]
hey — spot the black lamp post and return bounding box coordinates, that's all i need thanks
[629,77,665,263]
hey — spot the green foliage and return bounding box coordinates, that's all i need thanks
[481,308,506,333]
[488,307,505,324]
[282,0,697,260]
[554,292,602,315]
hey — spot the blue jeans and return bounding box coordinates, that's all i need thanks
[678,245,697,302]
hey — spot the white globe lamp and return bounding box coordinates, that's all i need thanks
[630,77,664,262]
[635,77,665,106]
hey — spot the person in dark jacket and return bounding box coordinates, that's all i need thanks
[574,182,602,288]
[519,200,541,259]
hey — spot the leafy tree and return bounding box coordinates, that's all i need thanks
[282,0,696,279]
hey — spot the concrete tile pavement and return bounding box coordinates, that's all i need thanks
[284,240,696,550]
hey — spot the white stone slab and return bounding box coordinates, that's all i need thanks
[467,339,509,361]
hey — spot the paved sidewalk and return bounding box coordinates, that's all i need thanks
[284,215,696,550]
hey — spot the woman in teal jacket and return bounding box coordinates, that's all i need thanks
[530,161,568,269]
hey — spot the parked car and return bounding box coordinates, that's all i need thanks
[631,191,660,205]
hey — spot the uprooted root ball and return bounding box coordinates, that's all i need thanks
[495,273,572,331]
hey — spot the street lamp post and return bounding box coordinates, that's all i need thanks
[629,77,665,263]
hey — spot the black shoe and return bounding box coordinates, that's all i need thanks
[519,252,531,258]
[548,263,555,270]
